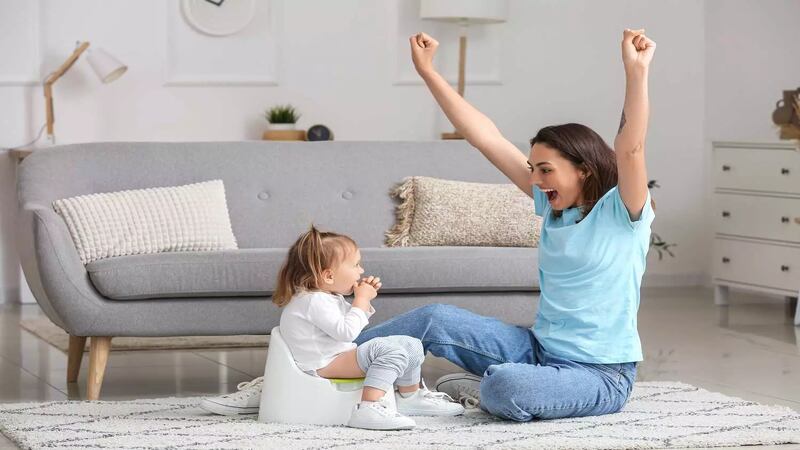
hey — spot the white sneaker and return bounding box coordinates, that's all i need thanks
[434,373,482,409]
[199,377,263,416]
[347,396,416,431]
[395,383,465,416]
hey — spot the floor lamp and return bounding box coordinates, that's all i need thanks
[420,0,508,140]
[44,41,127,144]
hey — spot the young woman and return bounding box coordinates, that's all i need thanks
[353,29,657,422]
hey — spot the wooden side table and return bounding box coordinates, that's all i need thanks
[10,148,34,161]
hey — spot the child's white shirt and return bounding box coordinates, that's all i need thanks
[279,290,375,372]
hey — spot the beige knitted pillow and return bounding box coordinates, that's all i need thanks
[53,180,238,264]
[385,176,542,247]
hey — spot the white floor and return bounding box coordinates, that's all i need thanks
[1,286,799,449]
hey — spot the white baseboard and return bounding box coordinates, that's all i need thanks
[18,266,37,304]
[1,287,20,304]
[2,275,37,304]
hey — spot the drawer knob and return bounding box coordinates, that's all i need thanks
[722,257,730,264]
[781,216,790,223]
[722,211,731,218]
[781,168,790,175]
[781,265,790,272]
[722,165,731,172]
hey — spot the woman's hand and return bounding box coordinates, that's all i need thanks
[621,29,656,73]
[410,32,438,77]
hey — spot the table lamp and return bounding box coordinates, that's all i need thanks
[420,0,508,139]
[44,41,127,144]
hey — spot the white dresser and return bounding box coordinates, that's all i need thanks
[711,141,800,325]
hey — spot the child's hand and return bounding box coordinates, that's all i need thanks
[353,279,378,302]
[361,275,382,291]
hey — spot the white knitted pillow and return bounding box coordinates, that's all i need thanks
[53,180,238,264]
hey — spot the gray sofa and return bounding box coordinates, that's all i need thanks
[16,141,540,399]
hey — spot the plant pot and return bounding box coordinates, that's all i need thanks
[268,123,296,131]
[262,130,306,141]
[262,122,305,141]
[779,124,800,140]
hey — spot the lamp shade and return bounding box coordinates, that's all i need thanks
[420,0,508,24]
[86,48,127,83]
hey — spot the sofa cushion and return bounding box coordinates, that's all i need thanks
[86,247,539,300]
[53,179,238,264]
[385,176,542,248]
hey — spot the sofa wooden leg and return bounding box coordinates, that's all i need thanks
[87,336,112,400]
[67,335,87,383]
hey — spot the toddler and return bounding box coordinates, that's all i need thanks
[201,226,463,430]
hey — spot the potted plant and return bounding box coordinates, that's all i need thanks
[263,104,306,141]
[647,179,676,260]
[265,104,300,130]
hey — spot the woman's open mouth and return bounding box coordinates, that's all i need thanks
[542,188,558,203]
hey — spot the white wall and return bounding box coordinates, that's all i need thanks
[471,0,707,286]
[3,0,794,303]
[705,0,800,142]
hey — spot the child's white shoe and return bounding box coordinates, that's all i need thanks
[199,377,263,416]
[395,384,466,416]
[347,397,416,430]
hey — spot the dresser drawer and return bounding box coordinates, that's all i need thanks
[713,239,800,292]
[715,193,800,243]
[713,146,800,194]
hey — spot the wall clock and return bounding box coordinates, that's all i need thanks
[181,0,257,37]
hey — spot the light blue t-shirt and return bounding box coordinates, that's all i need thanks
[532,185,655,364]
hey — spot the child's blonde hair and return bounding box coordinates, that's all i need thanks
[272,225,358,307]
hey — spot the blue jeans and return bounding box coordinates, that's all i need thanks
[355,304,637,422]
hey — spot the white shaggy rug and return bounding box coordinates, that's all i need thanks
[1,382,799,449]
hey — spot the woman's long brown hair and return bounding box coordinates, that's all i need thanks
[530,123,655,219]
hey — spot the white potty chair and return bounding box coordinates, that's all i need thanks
[257,326,396,425]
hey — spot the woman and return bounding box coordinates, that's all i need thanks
[354,29,657,422]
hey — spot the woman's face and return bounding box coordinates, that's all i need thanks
[528,143,588,211]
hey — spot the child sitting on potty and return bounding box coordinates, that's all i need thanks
[201,225,463,430]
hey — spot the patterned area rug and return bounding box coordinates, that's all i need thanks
[19,318,268,352]
[0,382,798,449]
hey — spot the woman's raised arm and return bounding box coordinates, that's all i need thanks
[614,29,656,220]
[411,32,531,197]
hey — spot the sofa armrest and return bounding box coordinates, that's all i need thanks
[24,202,105,336]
